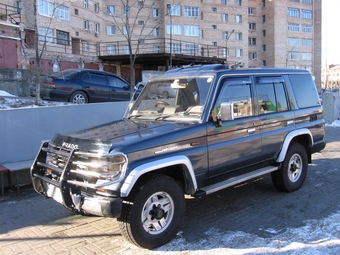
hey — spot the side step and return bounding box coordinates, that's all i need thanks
[195,166,278,197]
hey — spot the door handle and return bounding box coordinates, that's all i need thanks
[287,120,294,126]
[248,128,256,134]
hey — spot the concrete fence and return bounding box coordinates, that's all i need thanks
[0,101,129,165]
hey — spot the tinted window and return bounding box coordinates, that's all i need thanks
[83,73,107,86]
[216,77,252,118]
[255,77,288,114]
[108,75,128,88]
[289,74,319,108]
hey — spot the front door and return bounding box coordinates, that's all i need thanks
[207,76,262,178]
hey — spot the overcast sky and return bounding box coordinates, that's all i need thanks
[322,0,340,65]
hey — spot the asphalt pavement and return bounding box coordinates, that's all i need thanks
[0,126,339,255]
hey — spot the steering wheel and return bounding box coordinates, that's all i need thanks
[154,101,169,107]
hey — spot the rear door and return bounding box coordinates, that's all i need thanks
[107,75,131,101]
[255,76,295,163]
[81,72,110,102]
[207,76,262,178]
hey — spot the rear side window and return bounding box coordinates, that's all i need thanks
[255,76,288,114]
[83,73,107,86]
[289,74,319,108]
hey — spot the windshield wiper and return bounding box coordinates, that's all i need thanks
[155,115,170,121]
[128,114,142,119]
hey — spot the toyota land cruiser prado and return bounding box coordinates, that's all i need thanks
[31,64,325,249]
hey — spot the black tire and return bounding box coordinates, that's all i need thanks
[69,91,88,104]
[118,174,185,249]
[271,143,308,192]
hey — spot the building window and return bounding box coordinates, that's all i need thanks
[38,26,54,42]
[302,39,313,46]
[290,0,300,2]
[153,8,159,17]
[154,46,160,53]
[222,0,228,5]
[248,37,256,45]
[212,42,217,46]
[95,23,100,33]
[138,20,144,26]
[84,0,88,9]
[248,23,256,30]
[169,4,181,16]
[223,48,229,57]
[82,41,90,52]
[94,3,99,13]
[123,26,128,34]
[236,15,242,23]
[56,5,69,20]
[248,52,257,60]
[302,9,312,19]
[302,0,313,4]
[184,6,199,17]
[184,43,200,54]
[262,45,266,51]
[288,37,300,46]
[107,5,115,15]
[288,8,300,18]
[288,51,300,60]
[138,1,144,6]
[262,15,266,22]
[167,24,182,35]
[288,23,300,32]
[236,32,242,40]
[301,53,312,60]
[153,27,160,36]
[56,30,69,45]
[263,60,266,66]
[212,25,217,29]
[236,0,241,6]
[236,49,243,57]
[262,30,266,37]
[184,25,200,36]
[123,45,130,54]
[212,7,217,12]
[302,24,313,33]
[75,8,79,15]
[107,25,115,35]
[222,14,228,22]
[123,6,130,16]
[262,0,265,7]
[38,0,53,17]
[84,20,89,30]
[107,44,116,54]
[248,7,254,15]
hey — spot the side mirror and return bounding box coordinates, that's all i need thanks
[217,102,234,121]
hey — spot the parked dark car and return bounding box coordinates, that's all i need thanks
[30,69,137,104]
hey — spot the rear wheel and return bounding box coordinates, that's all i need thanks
[69,91,88,104]
[118,174,185,249]
[271,143,308,192]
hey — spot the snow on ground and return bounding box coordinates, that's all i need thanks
[0,90,71,109]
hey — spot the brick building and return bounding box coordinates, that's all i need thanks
[0,0,321,87]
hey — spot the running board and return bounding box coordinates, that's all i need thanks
[195,166,278,197]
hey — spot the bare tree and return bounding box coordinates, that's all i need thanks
[32,0,63,105]
[98,0,163,96]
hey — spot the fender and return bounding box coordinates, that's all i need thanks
[276,128,313,162]
[120,155,198,197]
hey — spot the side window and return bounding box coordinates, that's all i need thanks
[289,74,320,108]
[216,77,253,118]
[255,77,288,114]
[84,73,107,86]
[108,75,128,88]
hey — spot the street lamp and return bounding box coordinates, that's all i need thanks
[225,29,235,67]
[286,46,296,68]
[167,4,172,69]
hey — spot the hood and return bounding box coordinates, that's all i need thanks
[51,118,201,153]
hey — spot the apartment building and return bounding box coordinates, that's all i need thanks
[0,0,321,87]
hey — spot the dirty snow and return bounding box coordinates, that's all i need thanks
[1,89,340,254]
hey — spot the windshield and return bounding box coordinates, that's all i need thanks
[127,76,214,121]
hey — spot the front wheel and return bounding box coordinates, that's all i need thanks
[118,174,185,249]
[271,143,308,192]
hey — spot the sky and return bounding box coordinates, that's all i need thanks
[322,0,340,65]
